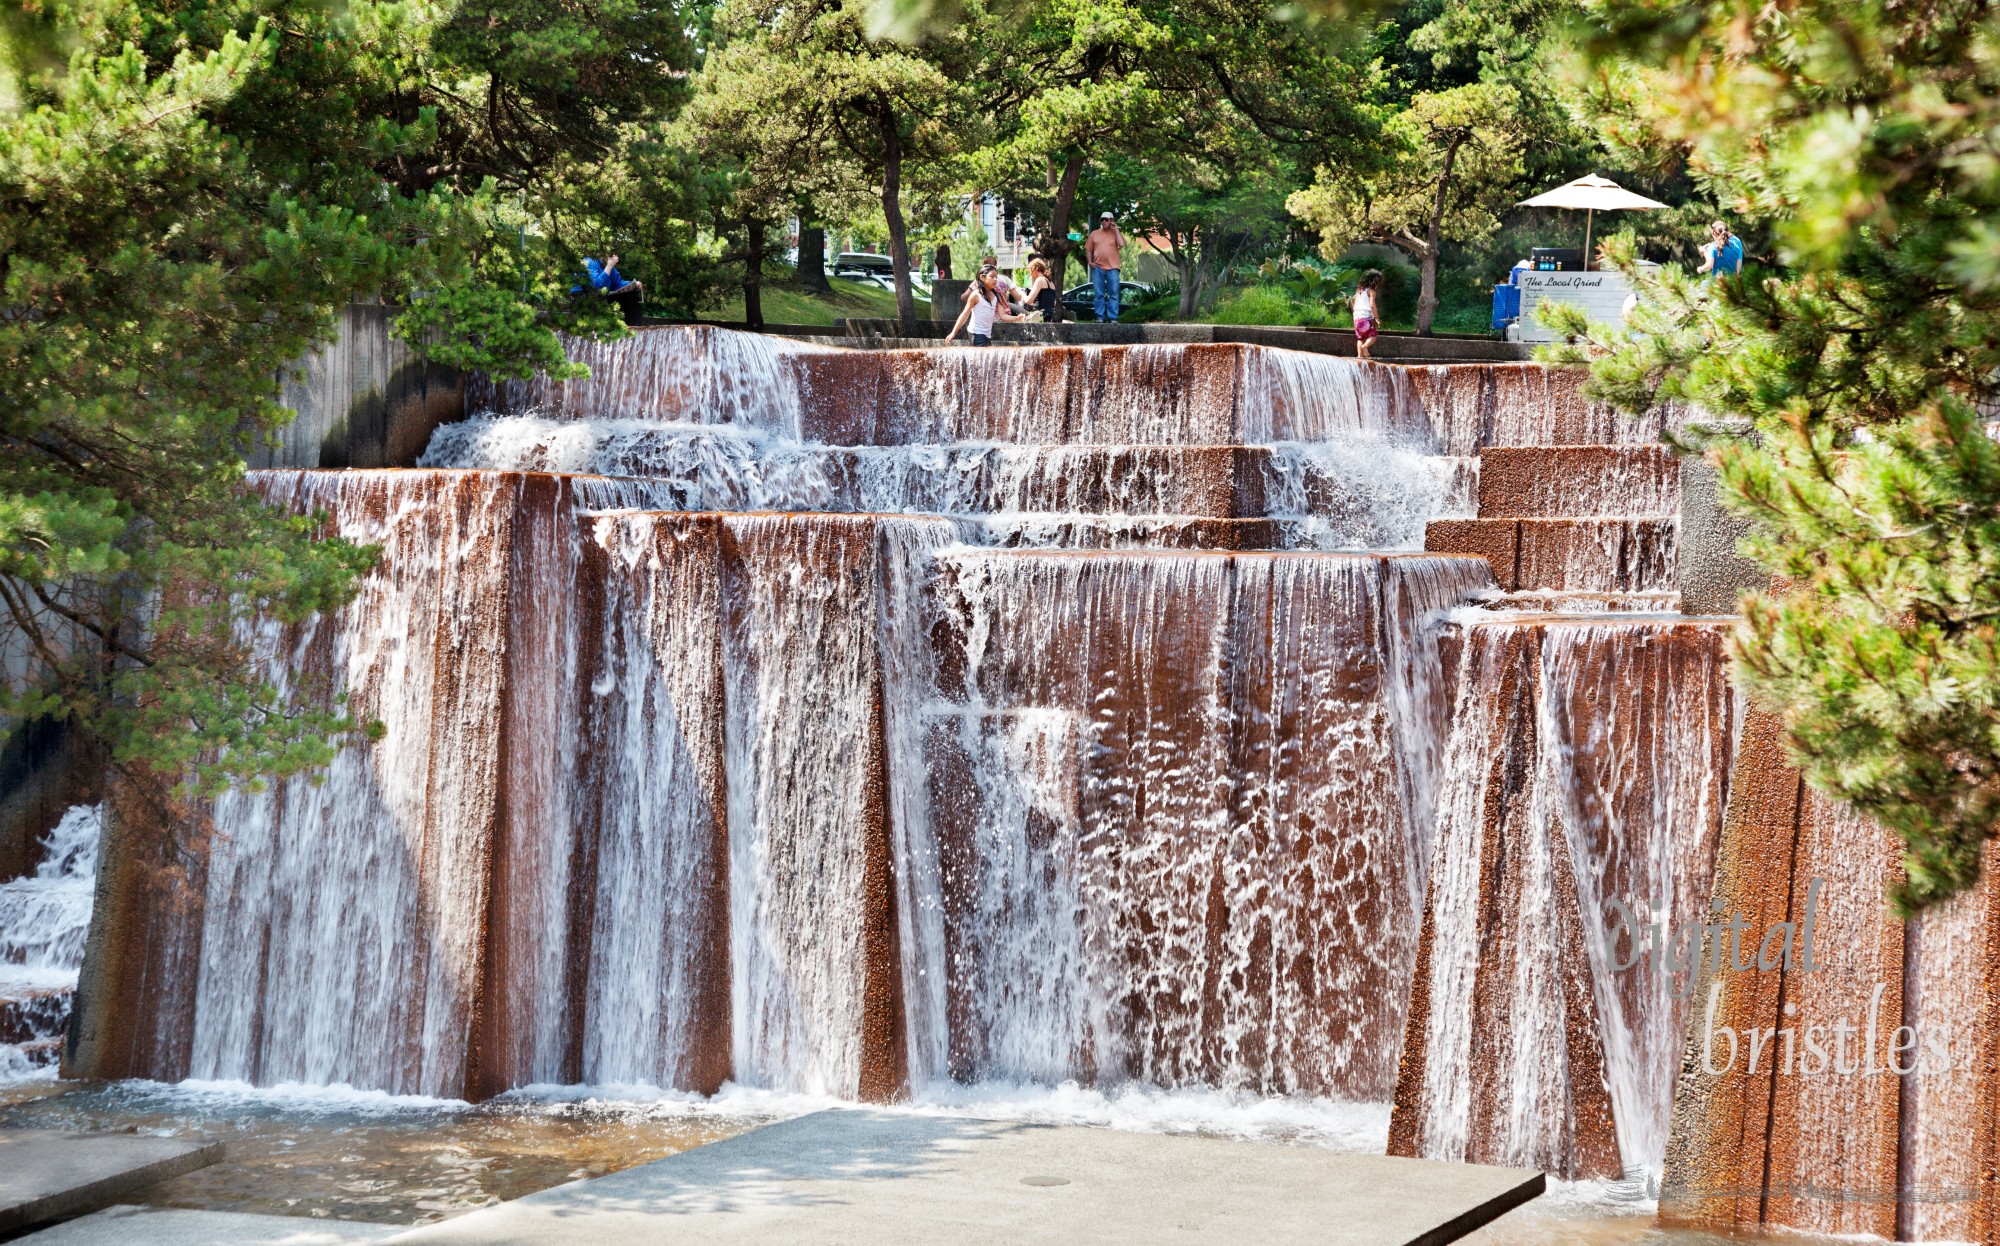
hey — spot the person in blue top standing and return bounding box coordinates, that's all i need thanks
[1697,221,1742,279]
[581,252,645,323]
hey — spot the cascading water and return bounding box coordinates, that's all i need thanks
[468,325,829,432]
[423,417,1464,551]
[1392,613,1737,1180]
[59,327,1751,1214]
[900,551,1488,1098]
[0,803,100,1083]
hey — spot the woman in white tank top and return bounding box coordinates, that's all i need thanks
[946,266,1026,345]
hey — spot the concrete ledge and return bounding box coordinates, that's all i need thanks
[19,1205,399,1245]
[383,1109,1544,1245]
[1476,446,1679,519]
[0,1130,224,1235]
[826,318,1532,362]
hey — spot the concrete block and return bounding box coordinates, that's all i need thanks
[1475,446,1678,519]
[1678,451,1768,615]
[381,1109,1545,1245]
[0,1130,222,1235]
[1426,519,1519,590]
[19,1205,397,1245]
[1514,518,1676,593]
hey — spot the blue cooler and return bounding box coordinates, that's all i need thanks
[1491,282,1521,330]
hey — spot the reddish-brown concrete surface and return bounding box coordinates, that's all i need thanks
[1426,518,1676,593]
[1658,707,2000,1241]
[1424,519,1519,589]
[1476,446,1679,519]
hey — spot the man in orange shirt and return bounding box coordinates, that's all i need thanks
[1086,211,1125,322]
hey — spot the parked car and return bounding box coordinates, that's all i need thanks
[1060,280,1154,320]
[832,251,894,277]
[832,252,929,298]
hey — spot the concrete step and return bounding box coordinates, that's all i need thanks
[19,1205,399,1245]
[1425,518,1678,593]
[378,1109,1545,1245]
[0,1130,224,1236]
[1475,445,1678,519]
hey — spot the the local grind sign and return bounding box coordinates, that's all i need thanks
[1517,271,1633,343]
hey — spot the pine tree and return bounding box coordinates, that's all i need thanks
[1543,0,2000,911]
[0,0,699,793]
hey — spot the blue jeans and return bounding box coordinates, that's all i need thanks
[1091,267,1121,322]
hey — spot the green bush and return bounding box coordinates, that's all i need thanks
[1118,278,1182,322]
[1208,284,1333,326]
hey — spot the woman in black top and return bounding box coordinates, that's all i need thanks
[1025,257,1062,322]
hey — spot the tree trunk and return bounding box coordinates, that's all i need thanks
[1177,234,1200,319]
[799,219,828,294]
[1039,151,1086,291]
[745,218,766,329]
[877,106,917,335]
[1416,133,1468,337]
[1416,249,1439,337]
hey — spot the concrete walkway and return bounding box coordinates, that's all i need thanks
[382,1110,1543,1245]
[18,1205,399,1245]
[0,1129,222,1236]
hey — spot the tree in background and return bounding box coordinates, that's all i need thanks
[1083,109,1291,317]
[676,21,879,327]
[0,0,699,793]
[683,0,983,333]
[1545,0,2000,912]
[1287,80,1524,334]
[968,0,1167,290]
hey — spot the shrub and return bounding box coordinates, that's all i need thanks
[1209,285,1333,327]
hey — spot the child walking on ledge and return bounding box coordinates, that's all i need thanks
[1352,270,1383,361]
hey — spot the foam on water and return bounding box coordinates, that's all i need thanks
[0,803,101,1085]
[421,416,1461,551]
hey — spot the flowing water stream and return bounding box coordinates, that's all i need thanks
[4,329,1778,1240]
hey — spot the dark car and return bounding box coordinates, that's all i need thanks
[1060,280,1154,320]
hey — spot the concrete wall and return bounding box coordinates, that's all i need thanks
[832,318,1533,362]
[1679,452,1767,615]
[250,302,464,470]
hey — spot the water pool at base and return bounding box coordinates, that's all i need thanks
[0,1080,772,1226]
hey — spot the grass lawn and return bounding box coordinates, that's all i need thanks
[695,276,930,325]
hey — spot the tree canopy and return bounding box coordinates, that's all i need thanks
[0,0,696,789]
[1546,0,2000,911]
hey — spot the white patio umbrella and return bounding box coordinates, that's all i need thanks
[1518,174,1669,270]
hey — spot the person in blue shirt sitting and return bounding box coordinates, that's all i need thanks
[1697,221,1743,279]
[579,252,645,323]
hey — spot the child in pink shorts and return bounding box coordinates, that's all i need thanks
[1352,269,1383,360]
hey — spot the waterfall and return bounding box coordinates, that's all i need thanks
[468,326,829,434]
[1395,615,1736,1179]
[1410,363,1694,454]
[0,803,100,1084]
[63,324,1762,1199]
[900,551,1488,1097]
[721,514,956,1098]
